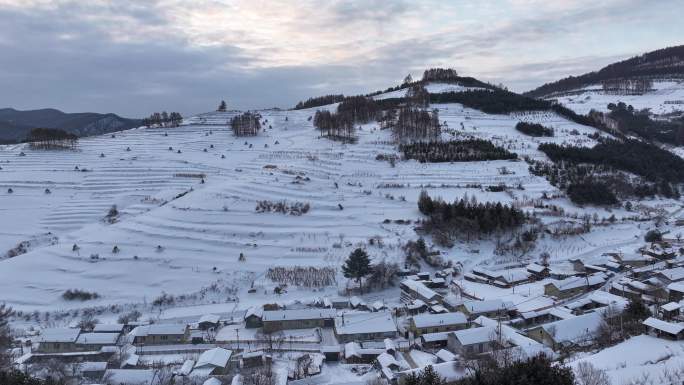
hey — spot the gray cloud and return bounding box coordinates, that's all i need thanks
[0,0,681,117]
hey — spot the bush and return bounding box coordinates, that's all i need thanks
[515,122,554,137]
[62,289,99,301]
[400,139,517,163]
[644,230,663,243]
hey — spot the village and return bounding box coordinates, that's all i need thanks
[6,234,684,385]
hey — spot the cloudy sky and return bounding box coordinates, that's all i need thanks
[0,0,681,117]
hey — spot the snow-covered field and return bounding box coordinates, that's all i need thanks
[0,85,680,315]
[547,80,684,116]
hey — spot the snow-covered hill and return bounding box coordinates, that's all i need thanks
[0,86,679,313]
[544,80,684,117]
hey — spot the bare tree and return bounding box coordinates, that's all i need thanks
[575,362,611,385]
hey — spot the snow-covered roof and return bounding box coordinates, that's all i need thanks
[384,338,396,351]
[541,312,602,343]
[176,359,194,376]
[262,308,335,322]
[461,299,515,314]
[39,328,80,343]
[344,341,384,358]
[412,312,467,328]
[643,317,684,335]
[668,281,684,293]
[245,306,264,319]
[662,302,682,312]
[527,263,548,273]
[499,269,531,283]
[420,331,451,343]
[204,378,223,385]
[102,369,155,385]
[76,332,120,345]
[377,352,400,368]
[452,326,498,345]
[657,267,684,282]
[93,324,124,333]
[195,347,233,369]
[130,323,187,337]
[547,273,606,291]
[198,314,221,324]
[401,279,439,300]
[335,312,396,335]
[435,349,457,362]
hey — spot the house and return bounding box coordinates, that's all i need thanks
[335,311,397,342]
[492,269,531,288]
[376,352,402,371]
[409,312,467,336]
[244,306,264,328]
[641,243,677,260]
[400,279,441,303]
[419,332,451,349]
[70,362,107,381]
[193,347,233,376]
[75,332,120,351]
[262,309,335,333]
[610,278,667,303]
[130,324,189,345]
[241,350,271,368]
[329,297,351,309]
[526,263,549,280]
[564,290,628,315]
[527,312,602,349]
[198,314,221,330]
[447,326,504,356]
[435,349,457,363]
[456,299,515,320]
[35,328,81,353]
[654,267,684,286]
[344,342,385,364]
[102,369,156,385]
[661,302,682,320]
[643,317,684,340]
[93,324,125,335]
[544,273,606,299]
[613,253,655,268]
[669,282,684,302]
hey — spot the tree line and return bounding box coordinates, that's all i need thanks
[515,122,554,137]
[400,139,517,163]
[538,139,684,184]
[605,102,684,145]
[26,128,77,149]
[525,44,684,97]
[417,191,526,245]
[392,107,441,143]
[231,112,261,136]
[294,94,345,110]
[142,111,183,128]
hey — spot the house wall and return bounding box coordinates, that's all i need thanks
[411,323,466,336]
[36,342,77,353]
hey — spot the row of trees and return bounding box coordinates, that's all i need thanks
[141,111,183,128]
[294,94,345,109]
[602,78,653,94]
[606,102,684,145]
[538,139,684,184]
[392,107,441,143]
[26,128,77,150]
[400,139,517,163]
[231,112,261,136]
[515,122,554,137]
[313,110,355,142]
[418,191,526,245]
[428,89,550,114]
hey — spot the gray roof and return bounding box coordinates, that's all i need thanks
[262,308,336,322]
[412,312,467,328]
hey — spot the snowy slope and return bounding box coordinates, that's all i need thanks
[546,80,684,116]
[0,91,677,313]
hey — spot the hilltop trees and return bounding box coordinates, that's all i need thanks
[231,112,261,136]
[422,68,459,82]
[26,128,78,150]
[417,191,525,245]
[342,248,372,291]
[142,111,182,128]
[392,107,440,143]
[400,139,517,163]
[218,100,227,112]
[294,94,345,109]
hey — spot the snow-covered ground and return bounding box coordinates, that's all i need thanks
[0,87,680,316]
[547,80,684,116]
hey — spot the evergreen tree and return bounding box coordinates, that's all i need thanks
[0,303,14,370]
[342,248,372,291]
[218,100,227,112]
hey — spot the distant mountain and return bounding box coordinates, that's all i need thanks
[525,45,684,98]
[0,108,141,144]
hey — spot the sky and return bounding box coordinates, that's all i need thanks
[0,0,682,118]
